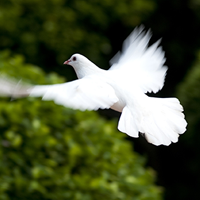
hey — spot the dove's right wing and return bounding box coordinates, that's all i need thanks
[109,26,167,94]
[0,77,119,111]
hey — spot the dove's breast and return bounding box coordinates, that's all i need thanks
[104,70,130,112]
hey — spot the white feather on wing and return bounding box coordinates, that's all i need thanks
[29,77,119,111]
[109,26,167,93]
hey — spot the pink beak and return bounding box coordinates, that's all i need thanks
[63,60,71,65]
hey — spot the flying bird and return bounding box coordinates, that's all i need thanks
[0,26,187,146]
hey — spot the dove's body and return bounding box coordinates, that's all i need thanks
[0,26,187,145]
[63,56,186,145]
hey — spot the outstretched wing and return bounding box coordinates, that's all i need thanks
[109,26,167,93]
[0,76,118,111]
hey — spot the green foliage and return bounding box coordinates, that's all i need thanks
[173,51,200,199]
[0,50,65,85]
[0,51,163,199]
[177,51,200,143]
[0,0,155,73]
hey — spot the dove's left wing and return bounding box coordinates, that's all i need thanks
[0,76,118,111]
[30,78,119,111]
[109,26,167,93]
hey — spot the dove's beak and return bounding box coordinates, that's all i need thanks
[63,60,71,65]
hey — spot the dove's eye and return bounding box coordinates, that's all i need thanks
[73,56,77,61]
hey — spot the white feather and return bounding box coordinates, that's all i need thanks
[109,26,167,93]
[29,77,119,111]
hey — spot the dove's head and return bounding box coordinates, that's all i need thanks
[64,53,79,66]
[63,54,89,68]
[63,53,99,79]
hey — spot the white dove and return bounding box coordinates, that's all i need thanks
[0,26,187,146]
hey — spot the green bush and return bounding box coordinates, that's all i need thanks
[0,0,155,73]
[173,51,200,199]
[177,51,200,144]
[0,51,163,199]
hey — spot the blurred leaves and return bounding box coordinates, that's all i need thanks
[0,0,155,75]
[177,51,200,144]
[164,50,200,199]
[0,50,65,84]
[0,51,163,199]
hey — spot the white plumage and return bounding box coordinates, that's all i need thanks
[0,26,187,145]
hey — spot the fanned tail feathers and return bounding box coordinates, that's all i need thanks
[118,106,139,138]
[118,97,187,146]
